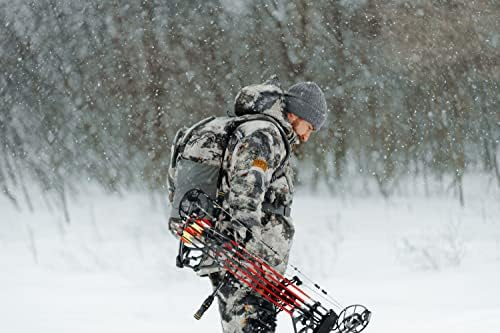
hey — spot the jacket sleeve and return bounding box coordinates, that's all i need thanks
[225,121,285,242]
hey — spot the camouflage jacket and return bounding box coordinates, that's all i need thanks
[218,99,298,274]
[172,78,298,275]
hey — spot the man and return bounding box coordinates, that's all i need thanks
[209,79,328,332]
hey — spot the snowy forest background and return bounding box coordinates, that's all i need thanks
[1,0,498,211]
[1,1,499,333]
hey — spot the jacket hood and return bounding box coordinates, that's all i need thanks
[234,75,297,144]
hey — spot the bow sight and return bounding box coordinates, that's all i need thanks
[174,188,371,333]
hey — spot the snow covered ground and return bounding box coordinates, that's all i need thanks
[1,179,499,333]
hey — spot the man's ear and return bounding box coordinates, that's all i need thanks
[287,112,298,122]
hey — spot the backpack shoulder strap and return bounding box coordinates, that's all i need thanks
[218,114,291,189]
[246,114,291,182]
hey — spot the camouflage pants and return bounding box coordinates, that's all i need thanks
[211,213,295,333]
[210,272,278,333]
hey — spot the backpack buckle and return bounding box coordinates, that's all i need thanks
[283,205,291,217]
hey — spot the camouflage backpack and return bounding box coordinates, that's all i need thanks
[167,78,291,221]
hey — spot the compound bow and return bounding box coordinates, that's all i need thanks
[174,188,371,333]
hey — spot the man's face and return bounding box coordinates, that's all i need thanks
[287,113,314,142]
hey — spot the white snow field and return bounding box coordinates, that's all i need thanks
[1,178,499,333]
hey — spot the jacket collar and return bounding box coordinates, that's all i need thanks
[262,99,298,146]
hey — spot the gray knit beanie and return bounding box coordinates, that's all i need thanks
[285,82,327,130]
